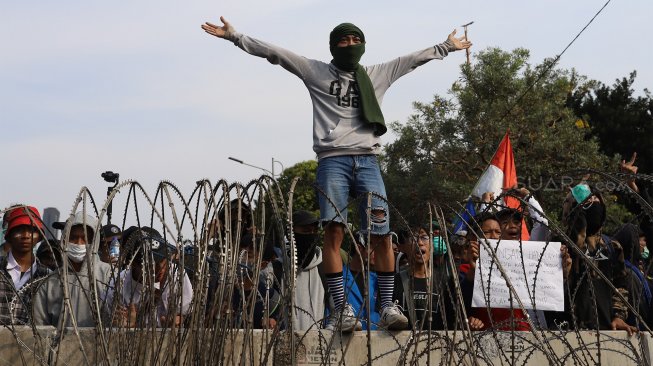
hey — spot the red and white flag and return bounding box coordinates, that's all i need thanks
[471,131,529,240]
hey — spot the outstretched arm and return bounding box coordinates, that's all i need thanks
[200,16,316,79]
[367,27,473,89]
[201,16,236,40]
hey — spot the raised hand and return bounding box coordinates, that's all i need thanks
[481,191,495,203]
[620,152,638,174]
[447,29,472,50]
[202,16,236,39]
[466,241,480,282]
[560,245,572,280]
[619,152,640,192]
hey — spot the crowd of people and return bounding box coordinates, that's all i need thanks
[0,208,193,328]
[1,158,651,334]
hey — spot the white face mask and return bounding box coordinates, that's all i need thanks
[67,243,87,263]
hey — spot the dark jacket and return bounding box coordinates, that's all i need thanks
[568,235,629,330]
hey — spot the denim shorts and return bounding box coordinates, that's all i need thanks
[316,154,390,235]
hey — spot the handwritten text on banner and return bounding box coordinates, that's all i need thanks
[472,240,564,312]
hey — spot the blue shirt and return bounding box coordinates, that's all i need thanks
[343,266,380,330]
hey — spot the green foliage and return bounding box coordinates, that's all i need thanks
[568,71,653,174]
[382,47,612,225]
[277,160,319,214]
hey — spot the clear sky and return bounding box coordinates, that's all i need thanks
[2,0,651,216]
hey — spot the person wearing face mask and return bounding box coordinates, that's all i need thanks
[201,17,471,332]
[563,187,637,335]
[0,205,51,325]
[32,211,112,327]
[290,210,326,331]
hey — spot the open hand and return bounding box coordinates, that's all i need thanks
[448,29,472,50]
[202,16,236,39]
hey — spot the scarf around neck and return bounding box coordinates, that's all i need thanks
[329,23,386,136]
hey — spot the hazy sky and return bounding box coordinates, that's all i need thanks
[2,0,651,217]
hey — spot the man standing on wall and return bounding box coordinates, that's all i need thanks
[202,17,471,331]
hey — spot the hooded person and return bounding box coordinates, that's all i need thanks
[562,187,636,334]
[33,210,113,327]
[291,210,326,330]
[201,16,471,332]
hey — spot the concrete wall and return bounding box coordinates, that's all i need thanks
[1,327,650,365]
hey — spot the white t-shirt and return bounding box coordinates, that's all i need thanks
[106,265,193,326]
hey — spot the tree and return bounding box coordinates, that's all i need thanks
[277,160,319,214]
[382,47,612,226]
[568,71,653,174]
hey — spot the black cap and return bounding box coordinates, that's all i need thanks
[101,224,121,239]
[123,226,177,264]
[292,210,319,226]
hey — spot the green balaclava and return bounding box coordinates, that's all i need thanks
[329,23,386,136]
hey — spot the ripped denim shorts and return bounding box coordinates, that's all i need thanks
[315,154,390,235]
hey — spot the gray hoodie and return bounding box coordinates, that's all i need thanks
[293,247,325,330]
[33,258,112,327]
[228,32,455,159]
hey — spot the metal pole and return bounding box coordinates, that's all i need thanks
[461,21,474,65]
[228,157,274,176]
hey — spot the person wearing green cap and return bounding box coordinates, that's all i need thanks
[202,16,471,331]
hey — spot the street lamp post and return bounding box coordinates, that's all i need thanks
[271,158,285,178]
[229,156,284,178]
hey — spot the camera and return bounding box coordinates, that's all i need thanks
[101,171,120,183]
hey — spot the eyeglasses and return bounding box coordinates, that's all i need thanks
[415,235,430,243]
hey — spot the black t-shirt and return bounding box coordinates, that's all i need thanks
[394,273,450,330]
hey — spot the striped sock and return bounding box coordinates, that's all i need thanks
[377,271,395,310]
[325,272,345,313]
